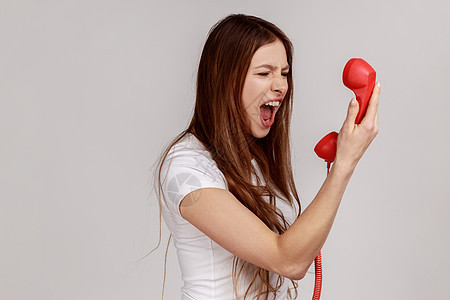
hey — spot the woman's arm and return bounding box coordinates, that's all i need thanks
[181,83,380,280]
[180,166,351,280]
[277,82,380,278]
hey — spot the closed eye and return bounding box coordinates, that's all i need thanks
[257,72,289,77]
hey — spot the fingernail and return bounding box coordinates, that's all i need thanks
[377,82,381,88]
[350,98,356,106]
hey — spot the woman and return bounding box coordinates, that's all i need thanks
[155,13,380,299]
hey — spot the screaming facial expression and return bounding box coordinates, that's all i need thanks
[241,39,289,138]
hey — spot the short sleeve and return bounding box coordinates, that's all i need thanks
[159,139,227,216]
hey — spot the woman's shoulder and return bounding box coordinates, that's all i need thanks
[162,133,224,180]
[158,133,228,212]
[169,132,209,153]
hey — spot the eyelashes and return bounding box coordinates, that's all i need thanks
[257,72,289,77]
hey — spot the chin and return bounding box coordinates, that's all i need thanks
[251,127,270,139]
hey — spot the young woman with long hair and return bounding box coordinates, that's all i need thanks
[154,13,380,299]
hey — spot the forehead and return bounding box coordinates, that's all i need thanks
[249,39,288,66]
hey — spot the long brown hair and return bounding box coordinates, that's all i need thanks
[156,14,300,299]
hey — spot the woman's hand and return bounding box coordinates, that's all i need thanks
[334,82,381,173]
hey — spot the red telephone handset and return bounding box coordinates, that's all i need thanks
[311,58,376,300]
[314,58,377,164]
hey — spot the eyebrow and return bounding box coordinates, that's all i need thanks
[254,64,290,71]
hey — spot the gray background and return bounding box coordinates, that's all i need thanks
[1,0,449,299]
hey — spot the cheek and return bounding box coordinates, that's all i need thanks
[242,78,264,108]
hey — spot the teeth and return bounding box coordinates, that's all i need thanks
[264,101,280,107]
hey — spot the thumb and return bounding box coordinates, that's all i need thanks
[343,98,359,130]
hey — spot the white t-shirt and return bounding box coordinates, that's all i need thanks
[158,133,297,299]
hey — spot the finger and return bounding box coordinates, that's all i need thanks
[361,81,380,126]
[374,111,379,133]
[343,98,359,131]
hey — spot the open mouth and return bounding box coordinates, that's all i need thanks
[259,100,281,127]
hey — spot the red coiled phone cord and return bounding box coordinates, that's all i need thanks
[312,162,330,300]
[313,251,322,300]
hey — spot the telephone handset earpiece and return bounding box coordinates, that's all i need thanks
[314,58,377,165]
[343,58,377,124]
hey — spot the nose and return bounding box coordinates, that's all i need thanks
[271,74,287,95]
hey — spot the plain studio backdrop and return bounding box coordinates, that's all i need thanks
[1,0,449,299]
